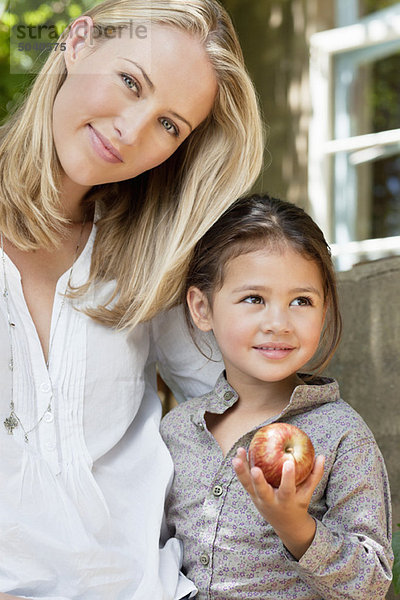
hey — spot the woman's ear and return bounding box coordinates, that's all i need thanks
[187,287,213,332]
[64,16,94,71]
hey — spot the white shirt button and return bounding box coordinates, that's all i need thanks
[223,391,234,403]
[44,411,54,423]
[212,485,223,497]
[39,382,51,393]
[199,552,210,566]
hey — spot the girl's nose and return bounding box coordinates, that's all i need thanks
[260,306,291,334]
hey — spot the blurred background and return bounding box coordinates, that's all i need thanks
[3,0,400,271]
[1,0,399,597]
[2,0,400,269]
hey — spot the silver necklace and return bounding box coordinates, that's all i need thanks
[1,221,87,443]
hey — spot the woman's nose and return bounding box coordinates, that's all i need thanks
[113,109,151,145]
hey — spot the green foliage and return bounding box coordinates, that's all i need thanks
[23,4,53,27]
[363,0,399,16]
[0,0,92,115]
[371,52,400,132]
[68,4,83,19]
[394,524,400,595]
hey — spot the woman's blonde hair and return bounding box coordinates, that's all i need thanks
[0,0,264,328]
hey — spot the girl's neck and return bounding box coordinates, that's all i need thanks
[225,371,304,417]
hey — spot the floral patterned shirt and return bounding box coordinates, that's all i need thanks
[161,372,393,600]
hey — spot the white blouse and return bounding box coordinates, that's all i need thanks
[0,221,222,599]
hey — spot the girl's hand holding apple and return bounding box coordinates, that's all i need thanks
[248,423,316,488]
[232,446,325,560]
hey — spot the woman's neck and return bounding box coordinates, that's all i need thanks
[59,176,93,223]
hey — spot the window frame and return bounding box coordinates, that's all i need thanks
[308,3,400,268]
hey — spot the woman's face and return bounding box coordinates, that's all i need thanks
[53,18,218,189]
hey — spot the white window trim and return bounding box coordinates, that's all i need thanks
[309,4,400,269]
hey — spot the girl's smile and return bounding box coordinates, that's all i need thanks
[252,343,295,360]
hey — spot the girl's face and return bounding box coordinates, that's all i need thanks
[189,245,326,394]
[53,18,217,191]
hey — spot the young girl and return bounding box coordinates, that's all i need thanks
[160,194,393,599]
[0,1,264,598]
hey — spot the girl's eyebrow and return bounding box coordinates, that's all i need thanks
[232,284,268,293]
[290,286,322,297]
[119,57,193,132]
[232,284,322,297]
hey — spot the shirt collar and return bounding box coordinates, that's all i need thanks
[199,371,340,421]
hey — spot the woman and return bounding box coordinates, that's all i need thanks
[0,0,264,598]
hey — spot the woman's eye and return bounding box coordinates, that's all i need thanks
[120,73,140,96]
[291,296,312,307]
[160,117,179,137]
[243,295,263,305]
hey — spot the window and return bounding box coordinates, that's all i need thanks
[309,2,400,269]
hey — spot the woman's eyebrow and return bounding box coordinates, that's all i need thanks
[120,57,154,89]
[169,111,193,132]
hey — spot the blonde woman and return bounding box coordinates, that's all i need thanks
[0,0,264,598]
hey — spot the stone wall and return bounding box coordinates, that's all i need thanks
[324,256,400,599]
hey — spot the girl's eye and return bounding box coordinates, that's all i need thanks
[120,73,140,96]
[291,296,313,307]
[243,295,264,305]
[159,117,179,137]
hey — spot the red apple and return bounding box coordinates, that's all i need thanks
[248,423,315,488]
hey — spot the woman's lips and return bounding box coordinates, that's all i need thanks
[88,125,123,163]
[253,343,295,360]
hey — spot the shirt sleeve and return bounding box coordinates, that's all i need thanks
[150,305,223,403]
[283,440,393,599]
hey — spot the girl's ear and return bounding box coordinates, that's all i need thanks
[187,287,213,332]
[64,16,94,71]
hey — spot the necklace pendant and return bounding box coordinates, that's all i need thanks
[4,412,18,435]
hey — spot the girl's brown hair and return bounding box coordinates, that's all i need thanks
[185,194,342,374]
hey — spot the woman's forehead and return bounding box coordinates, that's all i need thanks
[81,23,217,126]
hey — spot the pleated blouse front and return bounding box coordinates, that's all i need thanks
[0,221,220,599]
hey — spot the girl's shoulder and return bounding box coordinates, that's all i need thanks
[286,376,379,457]
[292,393,379,464]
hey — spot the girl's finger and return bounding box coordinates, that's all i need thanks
[277,457,296,497]
[250,466,274,501]
[235,446,248,464]
[232,449,255,494]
